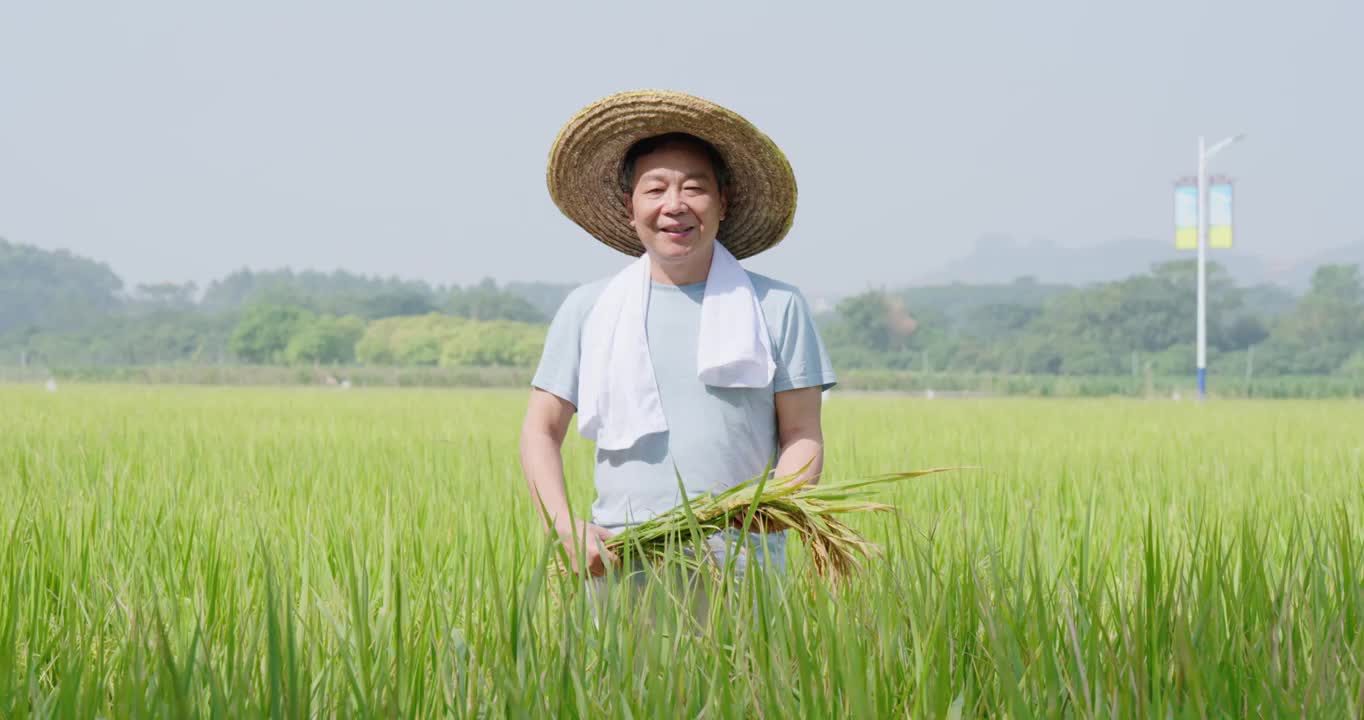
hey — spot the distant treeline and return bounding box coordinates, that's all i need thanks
[0,238,573,368]
[2,238,1362,387]
[823,263,1361,378]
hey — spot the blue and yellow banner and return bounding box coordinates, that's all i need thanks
[1209,183,1233,249]
[1174,183,1198,250]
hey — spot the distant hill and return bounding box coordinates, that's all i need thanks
[0,238,125,335]
[200,268,442,318]
[913,235,1280,289]
[899,277,1072,326]
[913,234,1364,293]
[502,281,578,320]
[1284,240,1364,289]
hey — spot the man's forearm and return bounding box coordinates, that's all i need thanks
[773,434,823,486]
[519,430,575,532]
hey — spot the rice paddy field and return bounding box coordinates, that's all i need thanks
[3,385,1363,717]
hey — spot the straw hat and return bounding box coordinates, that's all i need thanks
[546,90,797,260]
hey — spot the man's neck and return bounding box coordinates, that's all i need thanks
[648,251,713,286]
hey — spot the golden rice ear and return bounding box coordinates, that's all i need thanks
[547,90,797,260]
[603,467,963,581]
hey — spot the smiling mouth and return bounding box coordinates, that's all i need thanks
[660,226,695,237]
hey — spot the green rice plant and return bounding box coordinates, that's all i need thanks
[2,386,1362,716]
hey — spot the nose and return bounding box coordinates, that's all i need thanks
[661,187,686,215]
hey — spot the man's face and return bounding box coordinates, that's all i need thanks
[625,143,727,269]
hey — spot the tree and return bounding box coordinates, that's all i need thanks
[1257,264,1363,374]
[1222,315,1269,351]
[448,279,546,323]
[356,314,471,366]
[352,314,548,368]
[440,320,545,367]
[229,304,313,363]
[1026,260,1244,361]
[3,309,236,366]
[1292,265,1363,344]
[359,290,436,319]
[200,268,439,318]
[285,315,365,365]
[826,291,918,353]
[963,303,1039,340]
[1240,283,1298,320]
[899,277,1070,327]
[503,281,578,319]
[132,280,199,306]
[0,238,124,334]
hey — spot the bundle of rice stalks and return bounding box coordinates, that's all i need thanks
[604,467,963,581]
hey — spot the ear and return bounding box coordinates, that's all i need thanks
[719,191,728,221]
[623,192,636,226]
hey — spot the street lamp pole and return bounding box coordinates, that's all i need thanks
[1195,133,1244,400]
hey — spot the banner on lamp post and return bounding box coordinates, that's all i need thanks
[1174,179,1198,250]
[1209,180,1234,249]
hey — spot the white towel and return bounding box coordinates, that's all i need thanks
[578,241,775,451]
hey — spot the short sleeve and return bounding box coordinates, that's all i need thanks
[531,289,589,407]
[772,290,837,393]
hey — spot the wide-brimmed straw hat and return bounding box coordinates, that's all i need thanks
[546,90,797,260]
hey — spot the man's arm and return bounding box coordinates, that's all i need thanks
[773,386,824,486]
[519,388,615,575]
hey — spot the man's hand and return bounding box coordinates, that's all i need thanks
[726,387,825,535]
[556,520,617,576]
[774,386,825,488]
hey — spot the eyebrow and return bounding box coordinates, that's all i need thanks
[637,171,714,183]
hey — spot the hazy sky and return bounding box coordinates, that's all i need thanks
[2,1,1360,297]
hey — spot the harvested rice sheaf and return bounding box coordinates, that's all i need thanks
[604,467,964,581]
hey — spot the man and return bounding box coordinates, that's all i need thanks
[520,90,836,582]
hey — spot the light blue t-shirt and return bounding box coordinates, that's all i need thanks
[532,271,837,531]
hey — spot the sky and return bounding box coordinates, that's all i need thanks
[2,1,1361,299]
